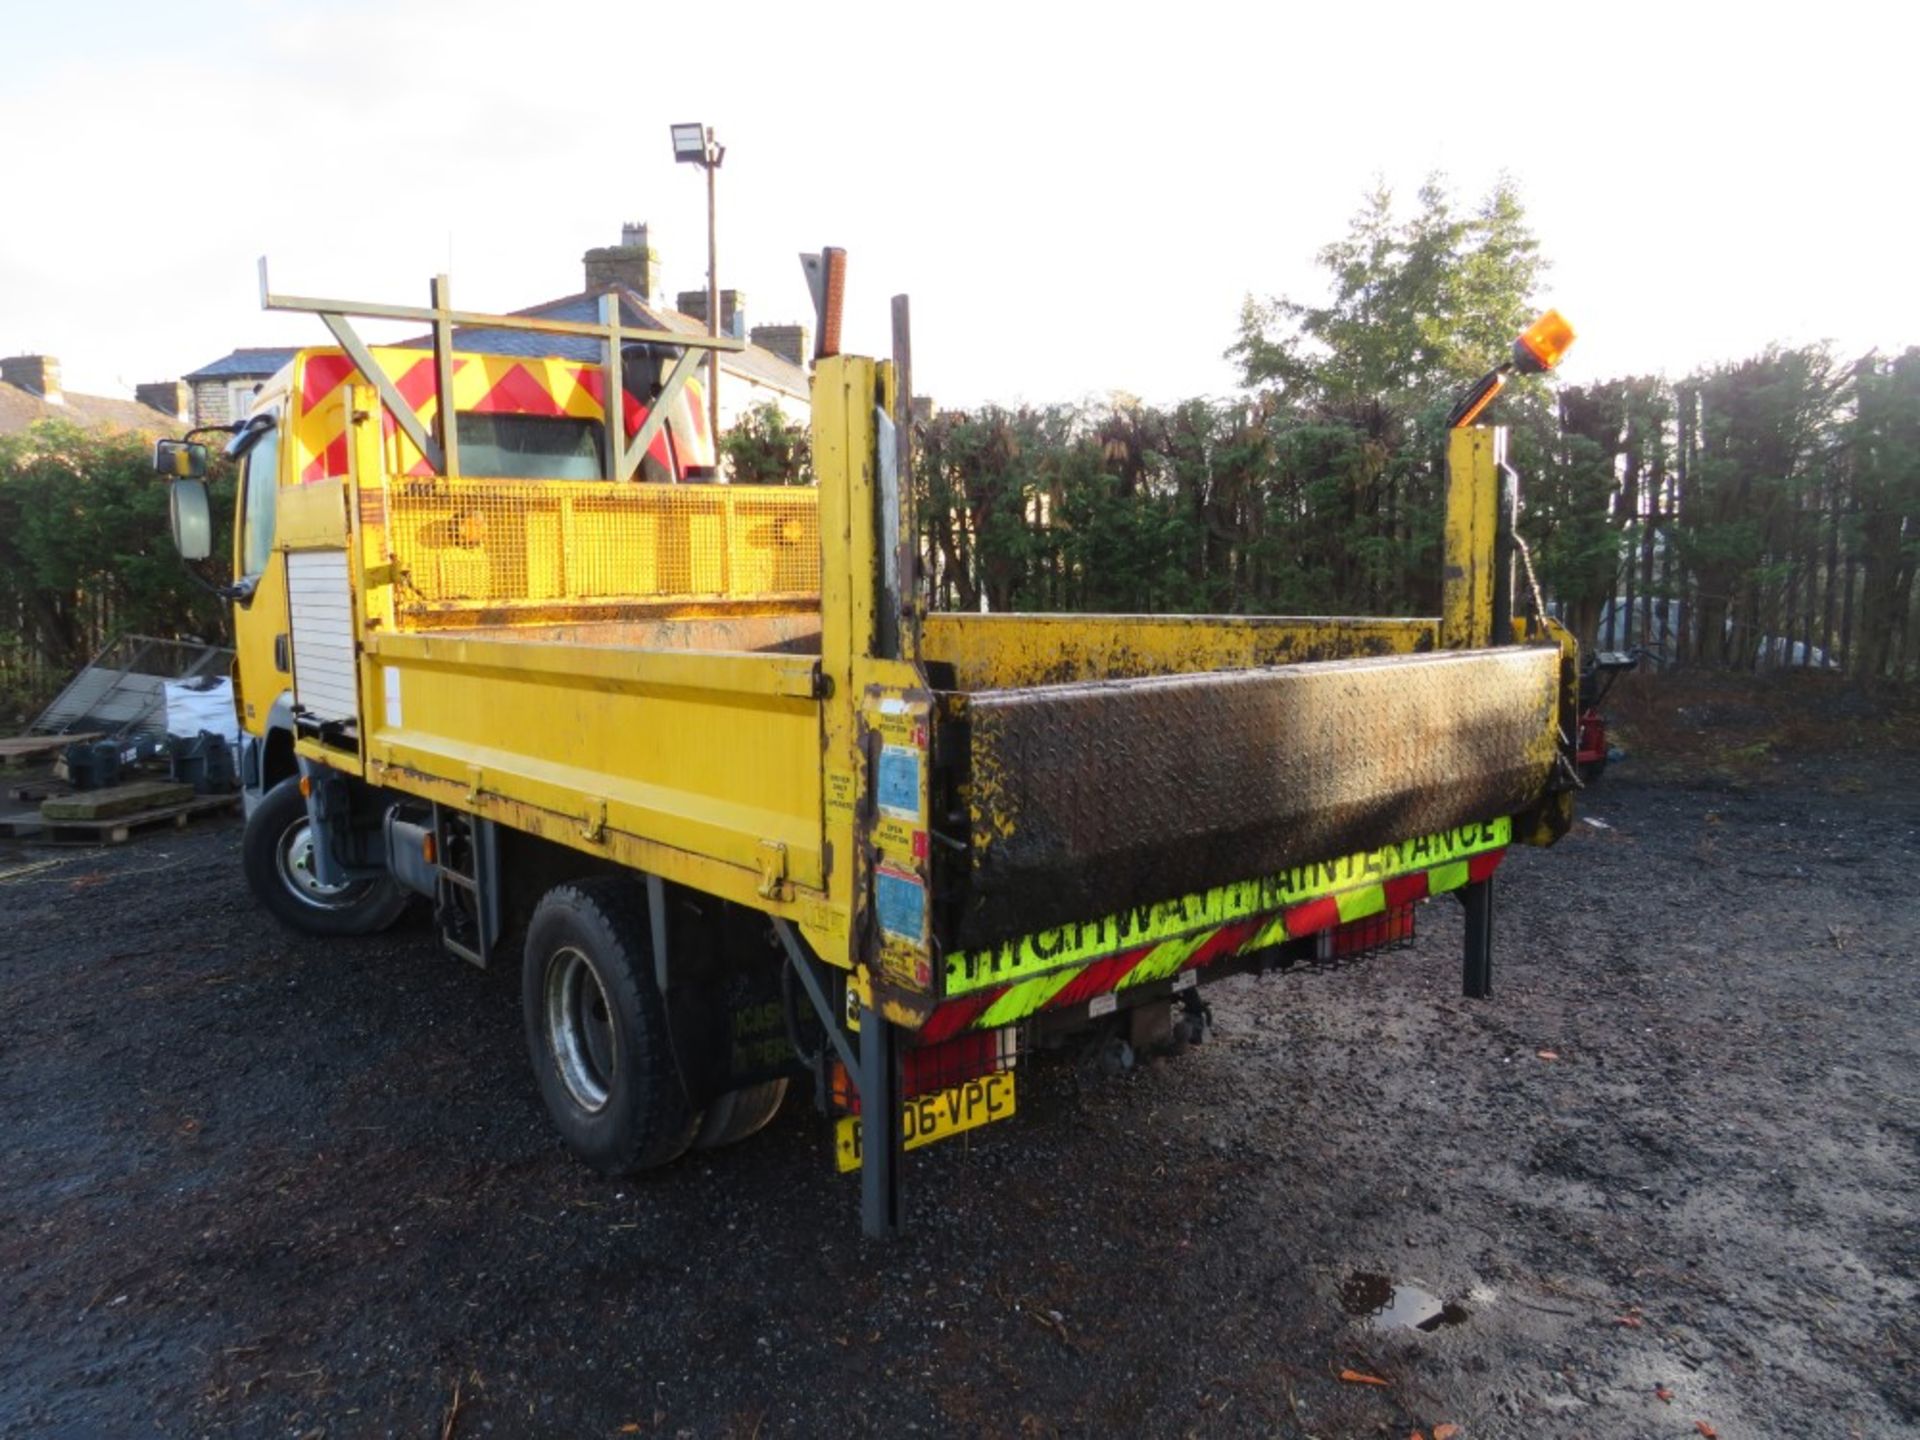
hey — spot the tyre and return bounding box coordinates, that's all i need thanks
[692,1079,788,1150]
[241,776,408,937]
[522,878,699,1174]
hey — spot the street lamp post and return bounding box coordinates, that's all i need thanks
[670,122,725,464]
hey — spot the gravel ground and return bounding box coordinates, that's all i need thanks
[1,712,1915,1438]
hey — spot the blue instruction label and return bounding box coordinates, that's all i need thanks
[876,744,921,820]
[875,868,927,942]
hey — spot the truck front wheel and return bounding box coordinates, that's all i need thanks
[242,776,408,937]
[523,879,700,1174]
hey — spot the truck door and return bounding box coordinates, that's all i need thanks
[232,404,290,739]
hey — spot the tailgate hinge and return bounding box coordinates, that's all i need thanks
[757,839,790,901]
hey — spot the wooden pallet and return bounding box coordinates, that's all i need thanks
[0,793,238,845]
[0,732,101,767]
[8,777,69,804]
[41,779,193,821]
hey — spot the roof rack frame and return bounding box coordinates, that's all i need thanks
[258,257,745,482]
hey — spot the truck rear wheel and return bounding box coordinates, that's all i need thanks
[522,879,699,1174]
[693,1079,788,1149]
[242,776,408,937]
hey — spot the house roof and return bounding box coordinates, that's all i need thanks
[0,382,183,439]
[183,347,300,382]
[396,288,810,400]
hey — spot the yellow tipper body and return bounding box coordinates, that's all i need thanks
[277,355,1576,1021]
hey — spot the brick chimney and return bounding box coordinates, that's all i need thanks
[749,324,812,369]
[583,221,661,304]
[678,289,745,339]
[136,381,191,423]
[1,355,62,403]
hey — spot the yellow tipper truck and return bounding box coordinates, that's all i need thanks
[156,258,1581,1234]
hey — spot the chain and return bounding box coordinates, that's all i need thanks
[1514,528,1547,624]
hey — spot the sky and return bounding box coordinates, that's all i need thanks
[3,0,1914,410]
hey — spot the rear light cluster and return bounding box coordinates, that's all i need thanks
[831,1026,1017,1115]
[1318,902,1416,960]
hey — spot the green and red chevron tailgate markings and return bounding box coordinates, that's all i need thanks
[922,820,1512,1040]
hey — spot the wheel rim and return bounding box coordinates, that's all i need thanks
[276,817,371,911]
[545,946,617,1112]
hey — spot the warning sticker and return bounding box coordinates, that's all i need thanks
[876,744,921,821]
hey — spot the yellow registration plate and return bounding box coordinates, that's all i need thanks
[834,1072,1016,1172]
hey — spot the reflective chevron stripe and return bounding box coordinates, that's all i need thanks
[947,819,1512,998]
[289,347,711,485]
[920,835,1510,1041]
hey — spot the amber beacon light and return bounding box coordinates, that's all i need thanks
[1447,310,1579,429]
[1513,309,1576,374]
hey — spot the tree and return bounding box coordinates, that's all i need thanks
[0,420,234,712]
[902,175,1912,680]
[1230,175,1543,424]
[1674,348,1843,667]
[1848,348,1920,678]
[1543,378,1676,650]
[1223,176,1551,616]
[720,401,812,485]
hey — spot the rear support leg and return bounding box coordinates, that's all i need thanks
[858,1003,904,1239]
[1460,876,1494,999]
[769,920,905,1237]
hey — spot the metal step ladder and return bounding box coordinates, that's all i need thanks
[431,805,500,967]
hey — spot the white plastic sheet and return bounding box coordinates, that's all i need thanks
[163,677,239,743]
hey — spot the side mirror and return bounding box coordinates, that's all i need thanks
[169,479,213,562]
[154,438,210,479]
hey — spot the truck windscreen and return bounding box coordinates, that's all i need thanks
[455,413,604,480]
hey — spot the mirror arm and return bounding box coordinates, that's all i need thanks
[175,557,256,606]
[176,555,230,601]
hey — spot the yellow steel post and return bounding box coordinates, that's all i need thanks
[347,382,396,753]
[808,354,875,972]
[1442,426,1501,651]
[807,355,935,1009]
[810,352,923,1235]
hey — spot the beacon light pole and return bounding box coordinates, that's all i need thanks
[670,122,726,457]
